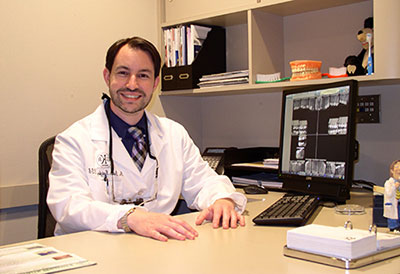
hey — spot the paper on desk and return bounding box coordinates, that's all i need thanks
[287,224,377,259]
[377,232,400,249]
[0,243,96,274]
[231,162,278,170]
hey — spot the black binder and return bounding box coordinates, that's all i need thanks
[162,26,226,91]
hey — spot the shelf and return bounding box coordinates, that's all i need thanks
[161,0,400,96]
[159,76,400,97]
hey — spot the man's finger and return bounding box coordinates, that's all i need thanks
[230,210,238,228]
[168,220,197,240]
[212,207,223,228]
[195,208,210,225]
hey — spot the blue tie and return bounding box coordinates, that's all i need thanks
[128,127,147,171]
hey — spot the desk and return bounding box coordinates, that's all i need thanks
[3,191,400,273]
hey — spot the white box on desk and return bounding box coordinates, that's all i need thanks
[287,224,377,259]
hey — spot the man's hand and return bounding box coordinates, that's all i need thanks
[195,198,245,229]
[125,210,199,242]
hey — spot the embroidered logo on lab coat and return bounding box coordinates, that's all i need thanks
[96,153,111,168]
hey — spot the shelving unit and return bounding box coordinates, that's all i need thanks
[160,0,400,96]
[159,75,400,97]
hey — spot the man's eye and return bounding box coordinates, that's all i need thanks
[117,71,129,76]
[139,74,150,79]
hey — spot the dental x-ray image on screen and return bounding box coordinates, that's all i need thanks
[279,80,358,202]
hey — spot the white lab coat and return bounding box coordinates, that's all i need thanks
[47,101,246,235]
[383,177,399,220]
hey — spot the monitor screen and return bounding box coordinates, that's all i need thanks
[279,80,358,202]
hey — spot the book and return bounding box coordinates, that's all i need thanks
[163,24,211,67]
[287,224,400,260]
[188,24,211,65]
[0,243,96,274]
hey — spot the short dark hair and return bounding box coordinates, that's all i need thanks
[105,37,161,78]
[390,160,400,177]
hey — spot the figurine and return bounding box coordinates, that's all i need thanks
[344,17,374,76]
[383,160,400,232]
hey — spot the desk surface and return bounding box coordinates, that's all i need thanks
[5,191,400,274]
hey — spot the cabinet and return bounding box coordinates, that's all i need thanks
[161,0,400,96]
[163,0,288,23]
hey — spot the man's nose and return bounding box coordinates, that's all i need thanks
[126,75,139,90]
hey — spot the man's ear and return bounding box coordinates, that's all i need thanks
[103,68,111,85]
[153,75,160,89]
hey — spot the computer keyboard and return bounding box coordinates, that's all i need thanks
[252,193,320,226]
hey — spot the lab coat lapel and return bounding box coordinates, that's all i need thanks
[89,103,109,142]
[90,102,137,173]
[112,132,138,172]
[145,111,167,160]
[89,105,168,175]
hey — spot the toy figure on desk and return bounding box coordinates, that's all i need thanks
[383,160,400,233]
[344,17,374,76]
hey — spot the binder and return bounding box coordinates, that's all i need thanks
[162,25,226,91]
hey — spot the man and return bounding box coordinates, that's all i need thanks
[47,37,247,242]
[384,160,400,232]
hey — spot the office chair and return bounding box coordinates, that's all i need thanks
[38,136,56,239]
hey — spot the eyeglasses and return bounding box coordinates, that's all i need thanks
[104,156,159,206]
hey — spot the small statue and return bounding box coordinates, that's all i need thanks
[344,17,374,76]
[383,160,400,232]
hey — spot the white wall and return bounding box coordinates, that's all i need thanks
[0,0,162,245]
[355,84,400,185]
[189,84,400,186]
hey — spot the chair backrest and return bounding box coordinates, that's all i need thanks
[38,136,56,238]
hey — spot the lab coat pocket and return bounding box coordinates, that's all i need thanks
[87,175,111,203]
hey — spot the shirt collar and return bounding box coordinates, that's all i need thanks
[106,100,148,138]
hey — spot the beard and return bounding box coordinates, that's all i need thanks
[109,87,153,115]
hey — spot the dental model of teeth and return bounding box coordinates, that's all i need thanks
[289,60,322,81]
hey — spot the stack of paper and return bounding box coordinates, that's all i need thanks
[287,224,377,259]
[377,232,400,249]
[232,172,282,189]
[0,243,96,274]
[198,70,249,88]
[263,158,279,169]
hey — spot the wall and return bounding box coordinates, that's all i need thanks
[355,84,400,184]
[0,0,162,245]
[190,84,399,186]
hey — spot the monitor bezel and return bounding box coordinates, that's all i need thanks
[278,80,358,202]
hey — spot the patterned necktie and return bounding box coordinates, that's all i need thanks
[128,127,147,171]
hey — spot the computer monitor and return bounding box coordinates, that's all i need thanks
[279,80,358,203]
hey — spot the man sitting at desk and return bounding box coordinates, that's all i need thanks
[47,36,246,242]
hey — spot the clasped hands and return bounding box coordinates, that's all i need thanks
[123,198,245,242]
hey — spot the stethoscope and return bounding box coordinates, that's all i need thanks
[101,93,159,206]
